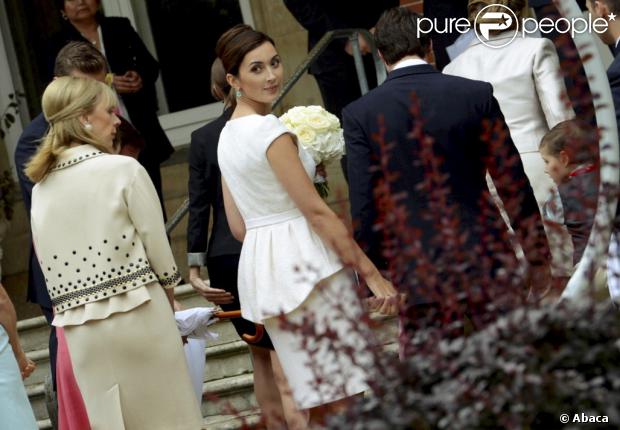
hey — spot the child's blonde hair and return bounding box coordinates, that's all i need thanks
[25,76,118,183]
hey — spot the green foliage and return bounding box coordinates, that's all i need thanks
[0,170,16,221]
[0,91,25,140]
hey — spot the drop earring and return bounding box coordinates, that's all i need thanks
[84,122,93,131]
[235,88,242,98]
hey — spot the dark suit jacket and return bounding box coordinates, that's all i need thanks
[283,0,398,75]
[606,54,620,225]
[423,1,468,70]
[343,64,549,301]
[50,16,173,164]
[14,113,51,308]
[608,55,620,124]
[187,108,241,263]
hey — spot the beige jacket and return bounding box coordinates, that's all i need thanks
[31,144,180,315]
[443,34,575,154]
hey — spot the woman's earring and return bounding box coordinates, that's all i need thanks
[61,11,68,20]
[236,88,242,98]
[84,122,93,131]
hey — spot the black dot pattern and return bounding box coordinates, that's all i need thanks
[51,151,103,171]
[51,265,154,311]
[38,216,179,313]
[158,269,182,288]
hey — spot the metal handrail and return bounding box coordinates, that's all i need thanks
[165,28,386,235]
[272,28,386,109]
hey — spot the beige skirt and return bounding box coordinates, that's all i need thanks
[64,285,204,430]
[263,268,372,409]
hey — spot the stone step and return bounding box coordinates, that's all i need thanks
[27,371,259,423]
[24,338,252,390]
[37,410,263,430]
[205,340,252,383]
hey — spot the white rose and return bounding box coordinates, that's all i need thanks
[306,105,324,113]
[326,111,340,129]
[295,124,317,147]
[283,107,306,126]
[306,113,331,132]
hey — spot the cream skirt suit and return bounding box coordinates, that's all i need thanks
[31,145,203,430]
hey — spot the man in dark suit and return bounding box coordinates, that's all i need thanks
[14,42,108,392]
[343,7,551,336]
[587,0,620,102]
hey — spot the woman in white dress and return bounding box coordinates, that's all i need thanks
[443,0,576,277]
[215,24,398,423]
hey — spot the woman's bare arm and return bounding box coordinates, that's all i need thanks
[266,134,397,304]
[222,177,246,242]
[0,284,35,378]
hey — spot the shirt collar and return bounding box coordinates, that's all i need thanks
[392,57,428,71]
[51,144,105,172]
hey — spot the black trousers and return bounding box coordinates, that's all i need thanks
[137,154,167,221]
[207,255,274,349]
[40,306,57,391]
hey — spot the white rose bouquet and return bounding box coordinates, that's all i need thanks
[279,105,345,198]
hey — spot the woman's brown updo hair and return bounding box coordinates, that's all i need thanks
[215,24,276,107]
[210,57,230,103]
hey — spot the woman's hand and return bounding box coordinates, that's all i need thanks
[16,349,36,380]
[113,71,143,94]
[363,271,401,315]
[189,270,234,305]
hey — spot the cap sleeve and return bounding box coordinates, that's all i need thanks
[261,114,298,155]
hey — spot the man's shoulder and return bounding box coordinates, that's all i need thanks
[438,71,493,93]
[191,111,230,145]
[17,114,48,147]
[608,55,620,80]
[344,71,492,116]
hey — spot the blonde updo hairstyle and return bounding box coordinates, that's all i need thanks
[468,0,531,32]
[25,76,118,183]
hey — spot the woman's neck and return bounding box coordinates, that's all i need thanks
[235,97,271,117]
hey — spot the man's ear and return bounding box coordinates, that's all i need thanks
[594,0,610,18]
[377,49,387,67]
[425,39,435,65]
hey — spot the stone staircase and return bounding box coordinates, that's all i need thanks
[18,284,263,430]
[18,283,398,429]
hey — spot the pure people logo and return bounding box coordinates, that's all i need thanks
[474,4,518,48]
[417,4,615,49]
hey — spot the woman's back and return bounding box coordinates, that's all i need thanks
[31,144,179,315]
[444,35,574,153]
[217,114,342,323]
[218,114,315,220]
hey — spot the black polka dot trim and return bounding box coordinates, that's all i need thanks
[51,150,103,171]
[51,265,155,310]
[158,269,182,288]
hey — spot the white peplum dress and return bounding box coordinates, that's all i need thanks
[218,114,371,409]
